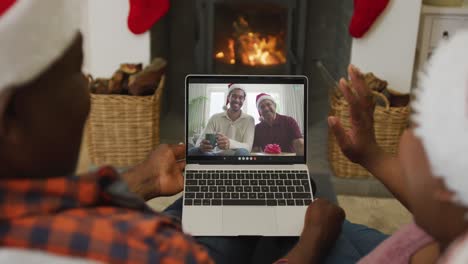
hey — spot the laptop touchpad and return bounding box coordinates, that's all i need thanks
[222,207,277,235]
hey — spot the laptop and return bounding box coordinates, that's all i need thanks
[182,75,315,236]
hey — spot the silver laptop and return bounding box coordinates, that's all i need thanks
[182,75,314,236]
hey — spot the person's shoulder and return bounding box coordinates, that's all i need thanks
[255,121,266,128]
[282,114,298,123]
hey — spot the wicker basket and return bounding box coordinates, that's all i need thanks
[86,75,165,167]
[328,90,410,178]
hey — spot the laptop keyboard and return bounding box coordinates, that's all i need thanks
[184,170,313,206]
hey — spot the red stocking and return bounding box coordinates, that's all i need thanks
[0,0,16,16]
[128,0,170,35]
[349,0,390,38]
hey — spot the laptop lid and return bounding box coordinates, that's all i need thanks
[185,75,308,165]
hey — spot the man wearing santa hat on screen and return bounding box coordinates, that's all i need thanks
[190,83,255,156]
[252,93,304,155]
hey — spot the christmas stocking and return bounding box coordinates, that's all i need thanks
[349,0,390,38]
[128,0,170,35]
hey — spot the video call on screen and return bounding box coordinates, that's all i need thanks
[187,83,305,159]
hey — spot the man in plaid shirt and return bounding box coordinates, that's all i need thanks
[0,1,345,263]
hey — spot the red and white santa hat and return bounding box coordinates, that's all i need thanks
[256,93,276,111]
[0,0,81,93]
[413,30,468,208]
[223,83,246,110]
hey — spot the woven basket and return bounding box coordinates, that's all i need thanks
[328,90,410,178]
[86,75,165,167]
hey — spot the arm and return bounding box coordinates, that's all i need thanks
[252,124,261,151]
[252,146,261,152]
[276,199,345,264]
[288,117,304,155]
[121,144,186,201]
[328,64,410,209]
[359,146,409,209]
[292,138,304,156]
[195,117,215,147]
[229,116,255,151]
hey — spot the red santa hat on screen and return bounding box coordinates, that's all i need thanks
[256,93,276,121]
[223,83,246,111]
[0,0,81,94]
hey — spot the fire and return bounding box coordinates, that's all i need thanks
[215,17,286,66]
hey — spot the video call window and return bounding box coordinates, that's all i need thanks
[188,83,304,157]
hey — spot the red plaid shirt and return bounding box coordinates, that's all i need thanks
[0,167,213,264]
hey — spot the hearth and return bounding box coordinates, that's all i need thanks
[195,0,306,74]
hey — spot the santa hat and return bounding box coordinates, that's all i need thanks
[413,30,468,208]
[0,0,81,94]
[256,93,276,121]
[256,93,276,111]
[222,83,245,111]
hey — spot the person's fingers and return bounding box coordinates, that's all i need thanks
[177,158,186,170]
[339,78,358,108]
[201,145,213,152]
[340,78,365,127]
[350,65,375,113]
[328,116,351,150]
[170,172,184,194]
[170,144,186,160]
[348,64,366,96]
[202,141,212,147]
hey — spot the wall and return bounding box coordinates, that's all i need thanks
[80,0,150,77]
[350,0,422,93]
[302,0,353,124]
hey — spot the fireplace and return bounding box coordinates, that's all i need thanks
[151,1,353,121]
[194,0,306,74]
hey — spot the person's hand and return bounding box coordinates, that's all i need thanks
[328,64,380,166]
[122,144,186,200]
[200,139,214,152]
[283,199,345,263]
[216,133,230,150]
[300,199,345,249]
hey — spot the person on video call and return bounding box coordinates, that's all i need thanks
[189,83,255,156]
[252,93,304,155]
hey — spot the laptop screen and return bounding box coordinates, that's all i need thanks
[185,75,307,164]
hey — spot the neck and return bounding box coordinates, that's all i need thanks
[264,113,276,125]
[227,109,241,121]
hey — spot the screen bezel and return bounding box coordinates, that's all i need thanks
[185,74,308,165]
